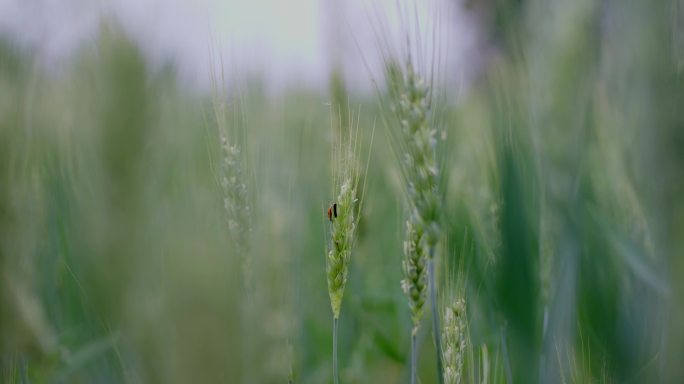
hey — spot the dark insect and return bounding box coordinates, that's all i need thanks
[327,203,338,221]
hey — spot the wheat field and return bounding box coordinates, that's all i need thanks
[2,1,684,383]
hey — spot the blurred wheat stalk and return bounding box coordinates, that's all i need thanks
[388,56,445,383]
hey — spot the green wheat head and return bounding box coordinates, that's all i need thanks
[211,60,252,265]
[220,136,251,245]
[389,60,442,328]
[217,107,252,291]
[442,298,467,384]
[401,217,428,331]
[389,60,441,255]
[326,125,362,320]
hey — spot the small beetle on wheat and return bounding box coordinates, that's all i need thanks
[327,203,338,222]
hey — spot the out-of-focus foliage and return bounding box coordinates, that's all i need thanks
[1,1,683,383]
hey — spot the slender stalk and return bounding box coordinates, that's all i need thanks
[429,258,445,384]
[411,327,418,384]
[333,317,339,384]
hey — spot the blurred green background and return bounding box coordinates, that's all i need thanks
[2,0,684,383]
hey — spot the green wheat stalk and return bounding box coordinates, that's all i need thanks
[401,217,428,384]
[208,57,253,293]
[209,58,254,383]
[326,109,371,384]
[388,58,445,383]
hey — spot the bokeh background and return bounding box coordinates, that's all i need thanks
[1,0,683,383]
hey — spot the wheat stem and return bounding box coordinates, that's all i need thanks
[411,327,418,384]
[389,59,444,384]
[333,317,340,384]
[429,257,445,384]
